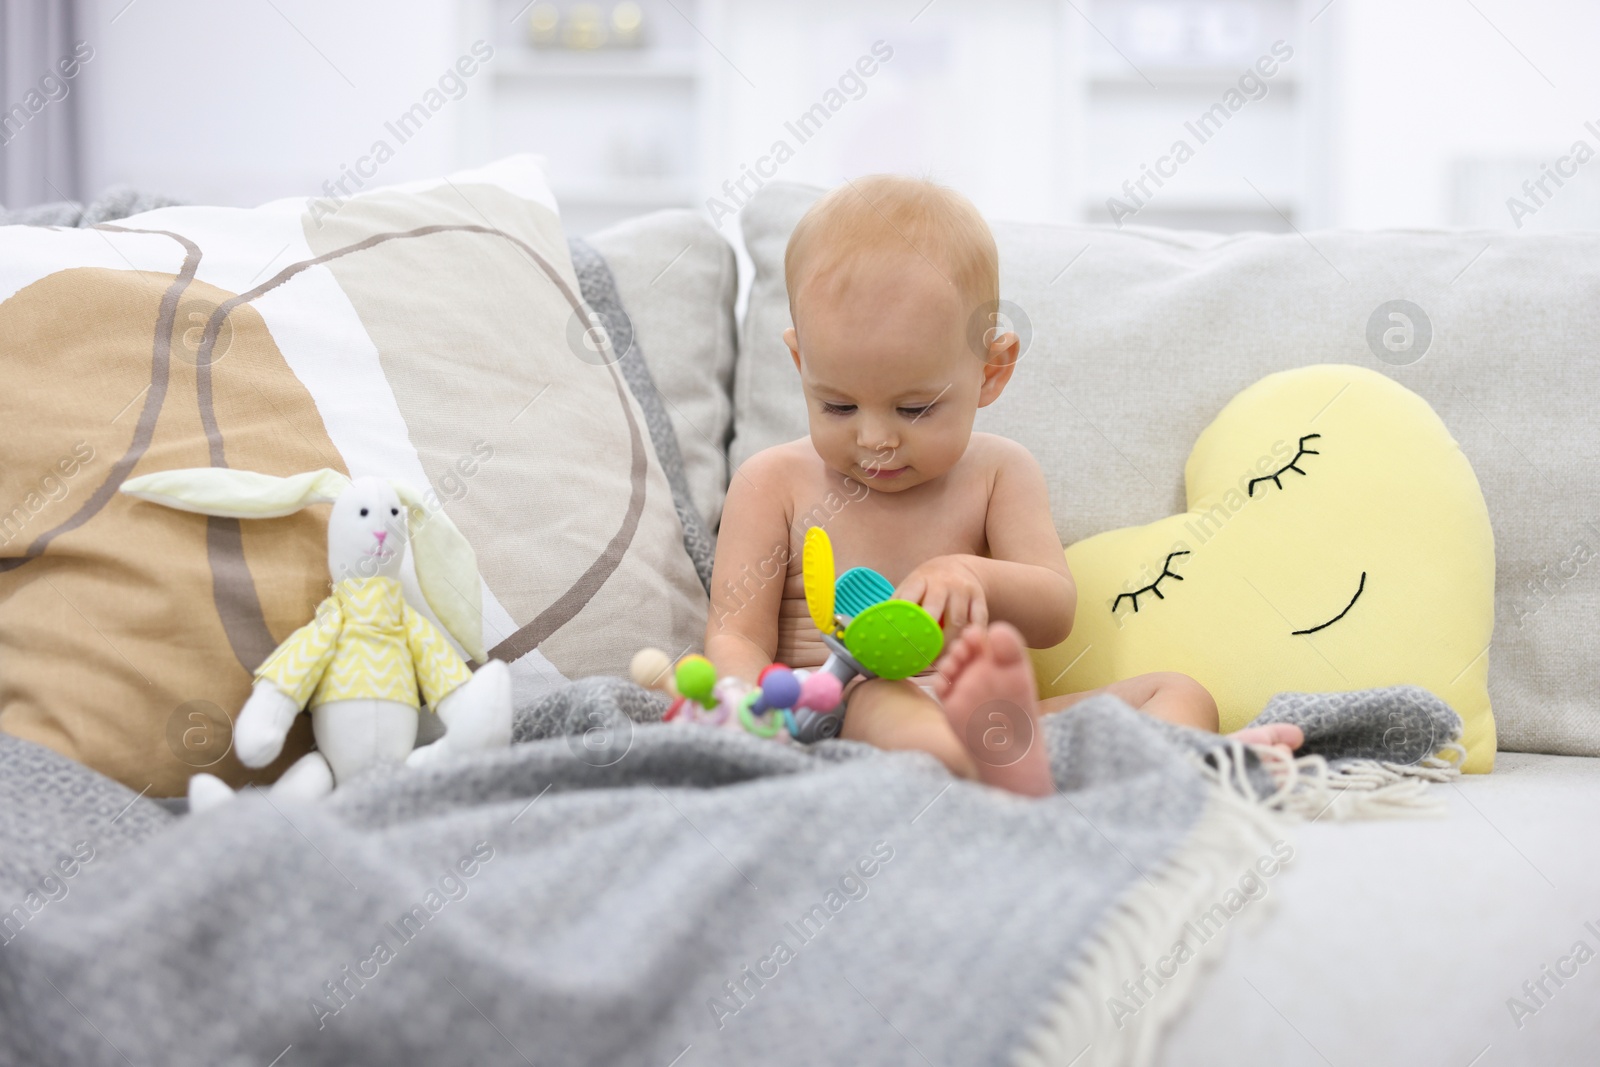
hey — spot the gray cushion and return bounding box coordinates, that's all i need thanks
[736,180,1600,759]
[586,209,738,534]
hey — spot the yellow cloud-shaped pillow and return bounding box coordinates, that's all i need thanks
[1032,364,1496,772]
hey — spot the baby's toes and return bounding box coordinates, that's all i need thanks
[951,623,986,664]
[1230,723,1305,751]
[934,627,982,682]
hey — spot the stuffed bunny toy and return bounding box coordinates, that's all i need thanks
[120,467,513,812]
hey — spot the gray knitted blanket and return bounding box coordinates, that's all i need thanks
[0,680,1460,1067]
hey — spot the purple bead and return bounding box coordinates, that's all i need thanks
[755,667,801,711]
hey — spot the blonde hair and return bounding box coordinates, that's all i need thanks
[784,175,998,337]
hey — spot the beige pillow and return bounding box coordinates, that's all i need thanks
[738,180,1600,759]
[0,155,707,797]
[585,210,738,534]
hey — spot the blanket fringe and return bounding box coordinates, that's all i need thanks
[1013,778,1291,1067]
[1217,739,1466,821]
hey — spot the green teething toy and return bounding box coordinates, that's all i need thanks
[644,528,945,748]
[843,599,945,680]
[789,527,945,742]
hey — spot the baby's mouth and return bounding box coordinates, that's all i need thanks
[861,464,908,480]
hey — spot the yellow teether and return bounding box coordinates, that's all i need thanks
[803,526,837,636]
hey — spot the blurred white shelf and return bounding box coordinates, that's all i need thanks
[1086,193,1300,212]
[461,0,712,234]
[1073,0,1328,230]
[494,50,699,82]
[459,0,1326,236]
[1088,68,1300,89]
[555,178,697,207]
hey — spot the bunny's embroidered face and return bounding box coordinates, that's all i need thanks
[1030,364,1497,772]
[327,476,408,583]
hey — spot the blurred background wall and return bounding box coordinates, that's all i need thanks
[4,0,1599,236]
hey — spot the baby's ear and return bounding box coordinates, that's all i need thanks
[784,327,801,372]
[976,335,1020,406]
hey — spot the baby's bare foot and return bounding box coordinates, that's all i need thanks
[932,622,1053,797]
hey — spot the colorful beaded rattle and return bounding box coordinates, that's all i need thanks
[632,527,945,743]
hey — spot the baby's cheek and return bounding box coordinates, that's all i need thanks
[918,431,968,473]
[813,423,853,464]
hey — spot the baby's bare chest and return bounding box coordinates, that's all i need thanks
[780,477,991,599]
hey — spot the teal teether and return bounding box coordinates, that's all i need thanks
[834,566,895,618]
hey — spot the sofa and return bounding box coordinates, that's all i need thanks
[3,160,1598,1065]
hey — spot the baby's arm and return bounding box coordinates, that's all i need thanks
[897,441,1075,648]
[969,442,1076,646]
[703,450,791,684]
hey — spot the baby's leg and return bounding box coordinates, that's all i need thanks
[1040,672,1218,731]
[841,678,980,784]
[1040,674,1303,748]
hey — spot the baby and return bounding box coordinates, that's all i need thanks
[704,176,1299,796]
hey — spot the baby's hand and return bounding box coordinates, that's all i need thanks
[895,555,987,642]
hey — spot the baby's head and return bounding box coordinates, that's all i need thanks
[783,175,1018,494]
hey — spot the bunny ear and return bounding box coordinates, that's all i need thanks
[120,468,352,518]
[390,481,487,663]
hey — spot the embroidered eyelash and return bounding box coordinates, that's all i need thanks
[1112,550,1189,615]
[1248,434,1321,497]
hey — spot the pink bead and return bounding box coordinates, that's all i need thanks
[798,672,842,712]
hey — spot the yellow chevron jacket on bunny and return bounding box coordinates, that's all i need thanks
[253,577,473,710]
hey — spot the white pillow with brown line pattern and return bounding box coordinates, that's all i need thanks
[0,154,707,797]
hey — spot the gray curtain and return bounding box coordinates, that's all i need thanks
[0,0,83,210]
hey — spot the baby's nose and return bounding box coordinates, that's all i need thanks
[859,424,897,449]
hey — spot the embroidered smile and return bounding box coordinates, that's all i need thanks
[1291,572,1367,636]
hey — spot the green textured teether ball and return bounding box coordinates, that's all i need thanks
[844,600,944,680]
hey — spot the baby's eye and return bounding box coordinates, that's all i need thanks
[899,404,934,418]
[821,402,856,415]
